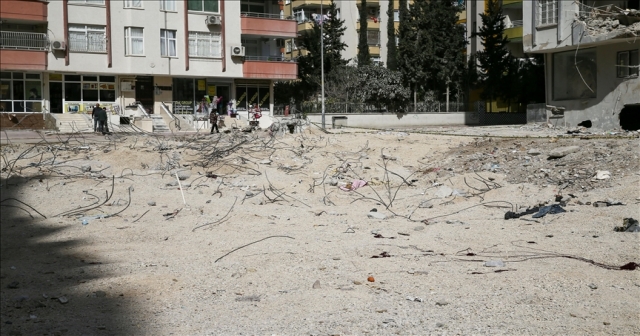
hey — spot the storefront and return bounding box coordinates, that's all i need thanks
[172,77,231,115]
[0,71,43,113]
[235,82,270,112]
[48,74,117,114]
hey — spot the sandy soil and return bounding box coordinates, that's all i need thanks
[1,127,639,335]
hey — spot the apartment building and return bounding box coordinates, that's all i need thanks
[283,0,391,65]
[1,0,298,127]
[523,0,639,129]
[466,0,524,58]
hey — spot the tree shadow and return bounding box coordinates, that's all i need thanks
[0,176,141,335]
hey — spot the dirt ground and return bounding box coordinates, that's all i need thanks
[1,126,639,335]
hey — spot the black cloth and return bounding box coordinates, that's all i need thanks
[91,107,102,119]
[210,123,219,134]
[95,108,108,121]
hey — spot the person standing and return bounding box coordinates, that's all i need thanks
[91,103,101,132]
[96,105,110,135]
[209,109,219,134]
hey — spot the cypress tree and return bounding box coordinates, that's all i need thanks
[397,0,417,92]
[386,0,398,70]
[357,0,371,67]
[323,0,348,74]
[473,0,512,112]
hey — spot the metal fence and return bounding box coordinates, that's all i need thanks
[0,31,48,50]
[288,101,468,114]
[241,12,294,20]
[244,55,294,62]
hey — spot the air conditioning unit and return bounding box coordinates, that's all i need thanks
[206,15,222,25]
[230,45,245,57]
[51,40,66,51]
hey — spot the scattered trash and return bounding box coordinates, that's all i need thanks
[418,200,433,208]
[435,186,453,198]
[235,295,261,302]
[588,283,598,290]
[593,199,624,207]
[80,164,91,172]
[82,219,89,225]
[406,296,423,302]
[312,280,321,289]
[367,212,387,220]
[58,296,69,304]
[532,204,566,218]
[367,276,375,282]
[79,214,107,225]
[615,218,639,232]
[371,252,390,259]
[484,260,506,267]
[435,301,449,306]
[505,207,539,220]
[595,170,611,180]
[147,201,156,206]
[340,179,367,191]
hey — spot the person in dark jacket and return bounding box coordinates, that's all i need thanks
[91,103,102,132]
[96,106,110,135]
[209,110,219,134]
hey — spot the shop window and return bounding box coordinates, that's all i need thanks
[235,84,269,112]
[62,74,115,103]
[0,72,42,112]
[617,49,639,78]
[553,48,597,100]
[188,0,219,13]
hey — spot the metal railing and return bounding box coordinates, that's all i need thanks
[244,55,295,62]
[510,20,523,27]
[136,103,150,117]
[240,12,294,20]
[295,101,469,114]
[0,31,48,50]
[161,102,181,130]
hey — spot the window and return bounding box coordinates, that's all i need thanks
[161,29,177,57]
[160,0,176,11]
[286,40,292,53]
[553,48,596,100]
[241,1,265,13]
[0,72,42,113]
[125,27,144,56]
[69,25,106,52]
[367,30,380,46]
[188,32,221,58]
[62,74,116,104]
[371,57,382,66]
[537,0,557,26]
[188,0,219,13]
[124,0,142,8]
[68,0,105,5]
[394,10,399,22]
[617,50,639,78]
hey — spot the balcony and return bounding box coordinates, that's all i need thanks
[358,45,381,56]
[458,9,467,23]
[291,0,325,9]
[357,18,381,30]
[505,25,523,41]
[0,31,48,70]
[0,0,48,22]
[0,31,48,50]
[243,56,298,80]
[241,12,298,38]
[297,21,315,33]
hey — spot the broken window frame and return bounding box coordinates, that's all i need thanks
[616,49,639,79]
[552,48,597,101]
[537,0,558,27]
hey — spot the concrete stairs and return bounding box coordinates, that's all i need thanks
[150,114,170,132]
[52,113,93,133]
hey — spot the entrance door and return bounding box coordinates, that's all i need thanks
[49,82,63,113]
[216,86,229,114]
[135,76,154,114]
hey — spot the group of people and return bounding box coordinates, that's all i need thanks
[91,103,111,135]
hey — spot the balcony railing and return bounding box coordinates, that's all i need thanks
[510,20,523,27]
[0,31,48,51]
[245,55,295,62]
[241,12,294,20]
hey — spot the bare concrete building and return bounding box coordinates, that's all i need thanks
[523,0,639,130]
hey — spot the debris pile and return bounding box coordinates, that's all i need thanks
[578,5,640,36]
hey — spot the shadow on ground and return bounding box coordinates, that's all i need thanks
[0,176,141,335]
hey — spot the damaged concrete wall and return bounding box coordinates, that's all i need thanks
[545,42,640,130]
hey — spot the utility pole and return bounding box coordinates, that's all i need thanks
[320,0,325,129]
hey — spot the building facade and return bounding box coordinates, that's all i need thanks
[1,0,298,127]
[523,0,639,129]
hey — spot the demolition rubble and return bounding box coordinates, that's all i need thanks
[1,126,638,335]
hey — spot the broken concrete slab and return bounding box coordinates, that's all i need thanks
[548,146,580,158]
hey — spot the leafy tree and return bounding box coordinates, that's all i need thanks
[473,0,511,112]
[518,55,545,107]
[357,0,371,67]
[386,0,398,70]
[274,1,347,104]
[354,65,411,112]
